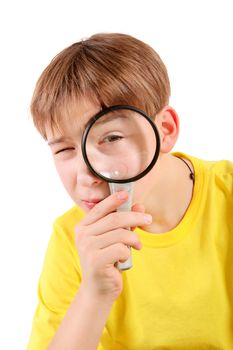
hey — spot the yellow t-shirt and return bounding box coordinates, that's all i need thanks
[27,154,233,350]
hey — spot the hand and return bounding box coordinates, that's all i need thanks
[75,191,151,301]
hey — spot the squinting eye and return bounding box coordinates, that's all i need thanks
[55,147,75,155]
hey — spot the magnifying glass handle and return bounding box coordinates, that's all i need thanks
[109,182,134,270]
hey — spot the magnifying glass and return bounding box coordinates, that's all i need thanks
[82,105,160,270]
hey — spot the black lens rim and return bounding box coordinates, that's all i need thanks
[81,105,161,184]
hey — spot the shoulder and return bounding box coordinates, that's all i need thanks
[196,157,233,175]
[43,205,85,260]
[194,156,233,196]
[40,206,84,291]
[174,152,233,197]
[53,205,85,239]
[183,152,233,197]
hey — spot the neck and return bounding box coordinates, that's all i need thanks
[140,154,194,233]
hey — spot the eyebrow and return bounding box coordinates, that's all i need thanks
[93,113,128,126]
[48,137,70,146]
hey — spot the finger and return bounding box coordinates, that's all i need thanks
[81,191,129,226]
[94,229,142,250]
[131,203,145,231]
[100,243,133,266]
[131,203,145,213]
[80,211,152,237]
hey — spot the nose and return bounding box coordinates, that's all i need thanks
[76,153,103,187]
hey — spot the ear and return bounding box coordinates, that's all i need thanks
[155,106,179,153]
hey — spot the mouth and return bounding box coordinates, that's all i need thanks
[82,199,102,209]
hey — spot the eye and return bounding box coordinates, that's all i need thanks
[54,147,75,155]
[100,134,123,144]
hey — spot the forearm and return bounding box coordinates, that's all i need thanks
[47,283,114,350]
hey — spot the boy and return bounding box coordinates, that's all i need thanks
[27,33,233,349]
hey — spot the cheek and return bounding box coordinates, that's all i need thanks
[54,161,77,193]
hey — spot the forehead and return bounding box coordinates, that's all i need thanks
[46,98,102,142]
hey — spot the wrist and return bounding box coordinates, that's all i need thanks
[78,282,117,308]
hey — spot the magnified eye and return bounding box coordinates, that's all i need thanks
[100,134,123,144]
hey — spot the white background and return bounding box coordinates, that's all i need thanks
[0,0,232,348]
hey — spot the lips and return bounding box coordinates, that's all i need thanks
[82,199,101,209]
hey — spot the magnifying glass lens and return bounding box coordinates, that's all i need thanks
[84,107,159,182]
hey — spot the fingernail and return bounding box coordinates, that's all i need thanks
[144,214,152,224]
[116,191,128,200]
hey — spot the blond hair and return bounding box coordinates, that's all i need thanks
[31,33,171,139]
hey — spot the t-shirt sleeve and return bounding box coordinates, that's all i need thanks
[26,220,82,350]
[215,160,233,193]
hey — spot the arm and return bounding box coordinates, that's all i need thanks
[47,283,113,350]
[46,191,149,349]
